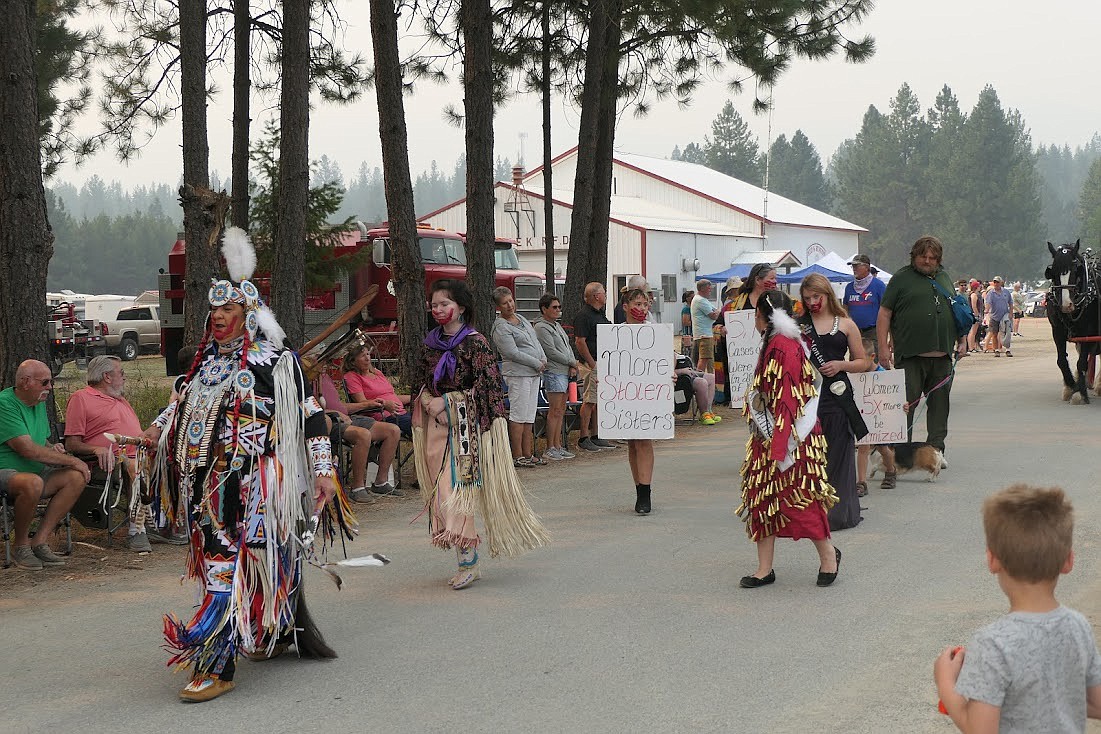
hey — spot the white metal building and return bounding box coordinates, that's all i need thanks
[418,147,866,325]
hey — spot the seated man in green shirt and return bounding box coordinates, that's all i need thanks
[0,360,90,570]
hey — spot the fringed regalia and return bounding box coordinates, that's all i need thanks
[145,228,355,686]
[736,326,837,542]
[411,326,548,558]
[150,337,353,679]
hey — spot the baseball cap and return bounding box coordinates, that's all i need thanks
[849,253,871,266]
[992,275,1004,283]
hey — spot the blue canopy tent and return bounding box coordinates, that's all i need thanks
[776,261,851,284]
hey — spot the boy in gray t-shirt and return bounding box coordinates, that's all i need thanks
[934,485,1101,733]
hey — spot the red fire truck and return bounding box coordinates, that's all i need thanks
[158,222,546,374]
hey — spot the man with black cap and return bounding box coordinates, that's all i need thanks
[843,253,886,342]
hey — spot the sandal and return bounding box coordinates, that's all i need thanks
[880,471,897,490]
[855,481,868,497]
[529,454,548,466]
[514,457,534,468]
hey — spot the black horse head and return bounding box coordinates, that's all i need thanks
[1047,240,1083,314]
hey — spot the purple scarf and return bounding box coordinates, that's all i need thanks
[425,323,475,391]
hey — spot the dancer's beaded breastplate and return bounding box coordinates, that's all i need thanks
[173,350,238,471]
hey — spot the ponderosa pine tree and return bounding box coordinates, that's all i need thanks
[0,0,54,383]
[767,131,829,210]
[831,84,929,269]
[949,86,1043,278]
[704,101,762,185]
[1079,158,1101,248]
[369,0,427,387]
[272,0,311,348]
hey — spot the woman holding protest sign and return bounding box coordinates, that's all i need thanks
[736,290,840,588]
[412,279,548,590]
[623,288,657,515]
[799,274,870,531]
[715,265,776,404]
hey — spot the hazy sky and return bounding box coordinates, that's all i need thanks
[66,0,1101,191]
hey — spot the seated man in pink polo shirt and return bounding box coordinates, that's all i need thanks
[64,355,186,552]
[315,371,401,500]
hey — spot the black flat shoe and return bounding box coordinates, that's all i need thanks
[739,570,776,588]
[817,547,841,587]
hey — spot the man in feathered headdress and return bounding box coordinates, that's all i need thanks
[142,227,353,702]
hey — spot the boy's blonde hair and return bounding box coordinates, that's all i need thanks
[862,338,877,364]
[983,484,1074,583]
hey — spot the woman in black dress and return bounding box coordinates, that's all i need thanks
[798,274,870,531]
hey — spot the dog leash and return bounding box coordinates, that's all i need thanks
[901,352,961,420]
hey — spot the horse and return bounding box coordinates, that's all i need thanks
[1046,240,1101,404]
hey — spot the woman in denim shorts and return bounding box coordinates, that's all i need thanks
[490,287,548,467]
[534,293,579,460]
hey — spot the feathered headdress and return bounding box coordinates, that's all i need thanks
[208,226,285,346]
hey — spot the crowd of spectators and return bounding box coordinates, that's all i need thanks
[958,276,1026,357]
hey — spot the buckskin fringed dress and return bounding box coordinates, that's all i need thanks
[736,331,837,542]
[411,327,548,558]
[150,336,350,680]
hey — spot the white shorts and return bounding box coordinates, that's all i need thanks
[505,374,541,424]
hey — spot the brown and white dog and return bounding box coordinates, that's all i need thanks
[869,443,948,482]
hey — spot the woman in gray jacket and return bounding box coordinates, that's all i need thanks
[491,286,548,467]
[533,292,578,460]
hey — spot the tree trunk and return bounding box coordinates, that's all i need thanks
[586,1,622,284]
[179,0,219,347]
[230,0,251,230]
[461,0,497,332]
[562,0,615,326]
[369,0,426,389]
[0,0,53,385]
[541,0,555,292]
[273,0,310,347]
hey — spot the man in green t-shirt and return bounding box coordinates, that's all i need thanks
[0,360,90,570]
[876,236,966,455]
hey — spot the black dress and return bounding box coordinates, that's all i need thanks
[810,319,862,531]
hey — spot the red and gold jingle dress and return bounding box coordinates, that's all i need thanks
[736,332,837,542]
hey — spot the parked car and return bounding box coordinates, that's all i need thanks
[1024,292,1046,318]
[102,304,161,360]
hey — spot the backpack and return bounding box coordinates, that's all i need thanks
[931,278,976,338]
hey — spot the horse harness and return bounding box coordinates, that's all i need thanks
[1050,247,1101,326]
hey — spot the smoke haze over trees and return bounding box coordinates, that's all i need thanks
[672,84,1101,280]
[45,79,1101,296]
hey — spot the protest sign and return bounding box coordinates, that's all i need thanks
[596,323,675,439]
[853,369,907,445]
[724,310,761,409]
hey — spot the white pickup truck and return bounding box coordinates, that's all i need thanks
[102,304,161,361]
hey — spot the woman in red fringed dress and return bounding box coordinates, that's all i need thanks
[736,290,841,589]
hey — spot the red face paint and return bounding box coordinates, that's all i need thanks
[762,279,778,291]
[212,316,240,341]
[628,307,649,322]
[433,308,455,325]
[809,302,823,314]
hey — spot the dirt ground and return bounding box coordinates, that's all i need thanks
[0,492,407,596]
